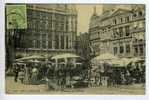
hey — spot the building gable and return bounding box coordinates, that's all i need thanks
[111,8,131,17]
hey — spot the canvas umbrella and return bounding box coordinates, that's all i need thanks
[130,57,143,62]
[51,53,81,59]
[92,53,118,61]
[120,58,132,66]
[15,55,45,61]
[91,53,119,65]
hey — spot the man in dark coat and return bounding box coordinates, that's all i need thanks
[13,64,20,82]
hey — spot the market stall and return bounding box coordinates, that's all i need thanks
[14,55,48,84]
[49,53,87,88]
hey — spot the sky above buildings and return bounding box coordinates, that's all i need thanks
[76,5,103,35]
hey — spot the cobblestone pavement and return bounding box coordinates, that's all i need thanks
[5,76,145,95]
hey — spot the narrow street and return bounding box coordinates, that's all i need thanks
[6,76,145,95]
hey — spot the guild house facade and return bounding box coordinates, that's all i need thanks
[14,4,77,57]
[89,5,145,59]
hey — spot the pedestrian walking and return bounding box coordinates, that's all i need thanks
[13,64,20,82]
[18,66,25,83]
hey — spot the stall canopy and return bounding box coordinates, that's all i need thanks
[130,57,144,62]
[92,53,118,61]
[15,55,45,62]
[109,58,131,67]
[91,53,119,64]
[120,58,132,66]
[51,53,81,60]
[91,53,133,67]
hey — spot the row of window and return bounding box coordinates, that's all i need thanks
[31,37,69,49]
[91,22,144,40]
[134,44,144,56]
[113,16,130,25]
[27,9,77,31]
[113,25,130,38]
[91,25,130,40]
[33,40,52,49]
[55,35,69,49]
[112,10,144,25]
[26,33,70,49]
[27,19,76,31]
[113,44,131,55]
[27,9,67,21]
[27,9,52,20]
[132,10,144,18]
[28,19,68,31]
[90,27,111,40]
[113,44,145,56]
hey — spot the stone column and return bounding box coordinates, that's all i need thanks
[59,34,61,49]
[123,42,126,57]
[52,12,55,50]
[138,44,140,56]
[70,34,72,50]
[117,43,120,55]
[130,40,133,57]
[40,33,42,49]
[68,16,71,32]
[46,32,48,50]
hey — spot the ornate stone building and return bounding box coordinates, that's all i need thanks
[76,32,90,59]
[15,4,77,57]
[89,5,145,59]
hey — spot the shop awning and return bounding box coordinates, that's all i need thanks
[15,55,45,61]
[92,53,118,61]
[51,53,81,60]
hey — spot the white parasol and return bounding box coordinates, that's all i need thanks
[51,53,81,59]
[15,55,45,61]
[91,53,119,65]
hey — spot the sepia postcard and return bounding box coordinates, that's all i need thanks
[5,3,145,95]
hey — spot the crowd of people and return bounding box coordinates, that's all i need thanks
[13,63,45,85]
[12,61,87,90]
[89,61,145,87]
[12,59,145,90]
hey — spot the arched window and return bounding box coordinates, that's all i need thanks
[126,44,130,53]
[133,13,137,17]
[113,47,118,55]
[138,11,143,16]
[120,46,124,54]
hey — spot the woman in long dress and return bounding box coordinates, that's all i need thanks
[31,67,38,84]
